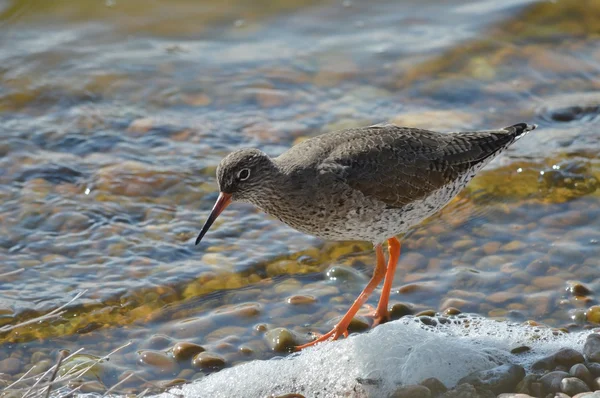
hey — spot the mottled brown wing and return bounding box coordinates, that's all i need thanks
[323,124,528,208]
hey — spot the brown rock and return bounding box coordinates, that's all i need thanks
[138,350,176,371]
[532,275,564,290]
[420,377,447,396]
[457,364,525,395]
[255,88,289,108]
[583,333,600,362]
[532,348,584,371]
[286,295,317,305]
[0,357,22,375]
[127,118,153,134]
[502,241,527,252]
[481,241,502,255]
[389,303,414,320]
[265,328,299,352]
[487,291,519,304]
[539,371,569,395]
[586,307,600,323]
[561,377,590,395]
[172,342,205,361]
[440,383,494,398]
[570,363,593,386]
[568,282,592,297]
[440,298,470,311]
[191,352,225,369]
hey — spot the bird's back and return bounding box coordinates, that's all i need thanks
[270,123,535,242]
[277,123,534,206]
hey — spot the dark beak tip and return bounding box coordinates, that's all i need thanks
[194,192,231,247]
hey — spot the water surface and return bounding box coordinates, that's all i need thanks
[0,0,599,394]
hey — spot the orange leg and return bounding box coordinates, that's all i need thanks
[370,237,401,326]
[295,244,387,350]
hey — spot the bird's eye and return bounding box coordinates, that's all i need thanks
[237,168,251,181]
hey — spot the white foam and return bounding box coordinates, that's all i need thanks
[157,315,591,398]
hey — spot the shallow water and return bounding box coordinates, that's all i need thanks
[0,0,599,394]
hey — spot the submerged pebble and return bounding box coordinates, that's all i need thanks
[191,352,225,370]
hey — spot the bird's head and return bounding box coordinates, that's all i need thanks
[195,148,276,245]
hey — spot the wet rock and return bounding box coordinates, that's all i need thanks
[583,334,600,362]
[555,347,586,367]
[420,377,447,396]
[568,282,592,297]
[487,291,518,304]
[390,384,431,398]
[481,241,501,255]
[326,265,367,284]
[570,363,593,386]
[587,363,600,378]
[347,317,369,333]
[443,307,462,316]
[145,334,173,350]
[457,364,525,395]
[286,295,317,305]
[31,359,52,375]
[586,307,600,324]
[561,377,590,395]
[0,357,22,375]
[138,350,177,372]
[539,371,570,395]
[514,374,539,394]
[389,303,414,320]
[128,118,154,134]
[510,346,531,354]
[452,239,474,250]
[439,383,494,398]
[418,316,438,327]
[496,394,535,398]
[532,348,584,371]
[158,378,187,388]
[415,309,436,317]
[265,328,299,352]
[531,275,563,290]
[191,352,225,370]
[440,298,470,311]
[172,342,205,361]
[502,240,527,252]
[78,381,105,393]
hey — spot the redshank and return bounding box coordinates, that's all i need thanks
[195,122,537,349]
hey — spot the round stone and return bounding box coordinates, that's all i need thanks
[570,363,593,386]
[265,328,299,352]
[191,352,225,369]
[560,377,590,395]
[138,351,176,372]
[584,334,600,362]
[286,295,317,305]
[172,342,205,361]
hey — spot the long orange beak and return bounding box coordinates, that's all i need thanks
[195,192,232,245]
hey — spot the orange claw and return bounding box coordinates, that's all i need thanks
[295,244,388,350]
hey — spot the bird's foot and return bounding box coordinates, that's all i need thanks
[364,304,390,327]
[295,325,349,351]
